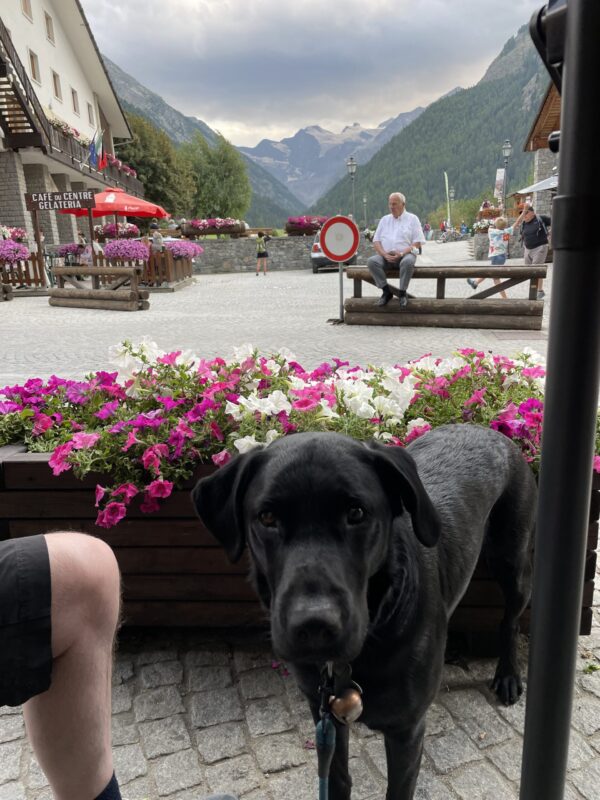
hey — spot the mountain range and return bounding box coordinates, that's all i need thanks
[239,109,424,206]
[103,56,304,225]
[311,24,548,223]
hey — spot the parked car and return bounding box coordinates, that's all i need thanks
[310,231,357,273]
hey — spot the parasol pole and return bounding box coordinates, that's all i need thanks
[88,208,95,266]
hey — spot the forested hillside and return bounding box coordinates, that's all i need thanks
[311,27,547,223]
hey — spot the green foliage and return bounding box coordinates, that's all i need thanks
[311,45,547,223]
[116,114,193,217]
[178,134,252,220]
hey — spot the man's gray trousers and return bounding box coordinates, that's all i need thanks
[367,253,417,292]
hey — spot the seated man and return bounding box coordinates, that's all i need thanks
[367,192,425,307]
[0,533,237,800]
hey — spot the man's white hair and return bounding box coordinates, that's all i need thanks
[389,192,406,205]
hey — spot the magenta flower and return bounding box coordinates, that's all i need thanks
[95,401,119,420]
[95,485,106,507]
[212,449,232,467]
[594,455,600,473]
[465,388,487,407]
[521,366,546,379]
[404,424,432,444]
[157,396,185,412]
[96,502,127,528]
[72,432,101,449]
[209,421,224,441]
[0,401,21,413]
[141,444,169,472]
[145,479,173,499]
[157,351,181,366]
[112,483,139,502]
[48,442,75,475]
[32,413,54,436]
[140,495,161,514]
[292,397,320,412]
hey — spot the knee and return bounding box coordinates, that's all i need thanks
[45,533,121,645]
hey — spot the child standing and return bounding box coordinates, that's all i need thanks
[467,217,513,299]
[255,231,271,275]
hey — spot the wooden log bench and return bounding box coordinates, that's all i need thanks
[49,265,150,312]
[1,283,13,301]
[345,265,547,330]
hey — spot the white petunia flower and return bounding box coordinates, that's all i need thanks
[231,343,256,362]
[224,401,243,420]
[265,359,281,375]
[288,376,307,390]
[234,435,263,454]
[407,418,428,432]
[265,429,281,445]
[265,390,292,414]
[317,400,340,419]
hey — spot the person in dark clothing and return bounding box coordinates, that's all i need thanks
[514,204,551,299]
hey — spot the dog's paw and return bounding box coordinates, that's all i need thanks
[491,673,523,706]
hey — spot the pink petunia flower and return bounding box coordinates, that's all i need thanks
[49,441,75,475]
[95,502,127,528]
[145,479,174,499]
[140,495,161,514]
[157,351,181,365]
[141,444,169,472]
[32,413,54,436]
[593,455,600,474]
[121,431,140,452]
[464,388,487,407]
[95,485,106,507]
[72,432,101,449]
[112,483,139,502]
[211,449,232,467]
[95,401,119,420]
[291,397,320,412]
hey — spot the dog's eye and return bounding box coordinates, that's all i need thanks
[258,511,277,528]
[347,506,365,524]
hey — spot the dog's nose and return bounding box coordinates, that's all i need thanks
[287,601,344,650]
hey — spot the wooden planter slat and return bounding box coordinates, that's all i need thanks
[1,446,597,633]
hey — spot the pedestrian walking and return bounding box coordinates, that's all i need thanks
[467,216,513,299]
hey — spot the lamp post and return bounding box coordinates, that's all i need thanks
[346,155,357,220]
[362,194,367,228]
[502,139,513,212]
[448,186,455,229]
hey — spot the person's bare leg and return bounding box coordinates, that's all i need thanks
[493,278,508,299]
[23,533,121,800]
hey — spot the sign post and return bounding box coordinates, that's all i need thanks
[319,215,360,322]
[25,190,97,270]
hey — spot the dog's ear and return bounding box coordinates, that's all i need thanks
[368,442,441,547]
[191,449,264,562]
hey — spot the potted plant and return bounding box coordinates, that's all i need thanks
[285,215,328,236]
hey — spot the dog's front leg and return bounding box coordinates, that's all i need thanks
[308,700,352,799]
[383,719,425,800]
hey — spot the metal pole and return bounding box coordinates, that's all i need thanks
[351,177,356,221]
[520,1,600,798]
[338,263,344,322]
[503,158,508,212]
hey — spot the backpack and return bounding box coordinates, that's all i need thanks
[521,215,549,243]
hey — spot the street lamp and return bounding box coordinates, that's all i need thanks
[362,194,367,228]
[346,155,357,220]
[501,139,513,212]
[448,185,455,229]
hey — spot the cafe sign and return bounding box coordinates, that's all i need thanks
[25,191,96,211]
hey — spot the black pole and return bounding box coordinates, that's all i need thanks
[520,1,600,798]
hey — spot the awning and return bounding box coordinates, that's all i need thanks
[512,174,558,195]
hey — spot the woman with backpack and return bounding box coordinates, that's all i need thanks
[514,204,551,299]
[255,231,271,275]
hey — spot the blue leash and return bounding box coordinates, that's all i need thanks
[316,712,336,800]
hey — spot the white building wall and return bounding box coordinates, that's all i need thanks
[2,0,98,138]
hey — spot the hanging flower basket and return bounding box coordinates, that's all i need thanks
[103,240,150,262]
[285,215,328,236]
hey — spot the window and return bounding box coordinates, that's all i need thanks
[71,88,80,115]
[52,71,62,101]
[28,50,41,84]
[44,12,55,44]
[87,102,94,126]
[21,0,33,21]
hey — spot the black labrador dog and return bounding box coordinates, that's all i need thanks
[192,424,536,799]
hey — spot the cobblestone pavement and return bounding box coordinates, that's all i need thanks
[1,242,599,800]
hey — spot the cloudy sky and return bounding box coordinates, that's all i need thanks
[80,0,543,147]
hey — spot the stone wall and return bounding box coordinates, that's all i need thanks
[473,232,524,260]
[0,151,34,241]
[193,236,374,274]
[532,149,558,217]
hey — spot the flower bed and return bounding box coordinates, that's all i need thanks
[187,218,245,236]
[164,241,203,259]
[0,239,30,265]
[1,343,597,628]
[103,240,149,262]
[285,215,327,236]
[99,222,140,239]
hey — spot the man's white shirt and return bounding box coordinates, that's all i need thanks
[374,212,425,252]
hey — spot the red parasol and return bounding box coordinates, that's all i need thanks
[59,188,170,218]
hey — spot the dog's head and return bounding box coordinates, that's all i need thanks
[192,432,440,664]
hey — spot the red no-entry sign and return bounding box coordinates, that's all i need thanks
[320,216,360,263]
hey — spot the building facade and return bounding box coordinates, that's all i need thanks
[524,82,560,217]
[0,0,143,245]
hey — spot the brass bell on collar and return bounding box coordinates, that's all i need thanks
[329,688,363,724]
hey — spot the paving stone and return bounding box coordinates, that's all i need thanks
[449,761,518,799]
[195,722,247,764]
[414,765,457,800]
[563,783,585,800]
[113,743,148,784]
[571,692,600,736]
[152,749,204,797]
[113,657,135,685]
[496,696,527,735]
[246,697,294,737]
[140,660,184,690]
[580,673,600,700]
[568,756,600,800]
[239,667,285,700]
[182,647,231,668]
[139,715,191,758]
[0,782,26,800]
[233,647,274,673]
[426,702,456,736]
[266,763,318,800]
[440,688,513,748]
[134,648,179,667]
[253,732,309,773]
[205,754,261,796]
[119,774,156,800]
[439,664,473,691]
[189,688,244,728]
[363,735,387,777]
[0,713,24,743]
[0,706,21,717]
[112,683,134,714]
[486,736,523,782]
[566,729,597,772]
[25,752,49,790]
[112,715,140,746]
[347,755,383,799]
[32,789,53,800]
[0,740,22,783]
[134,686,185,722]
[423,728,484,774]
[242,789,273,800]
[186,665,233,692]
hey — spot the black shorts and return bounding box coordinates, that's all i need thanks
[257,251,268,259]
[0,535,52,707]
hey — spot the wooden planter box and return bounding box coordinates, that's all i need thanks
[0,445,596,633]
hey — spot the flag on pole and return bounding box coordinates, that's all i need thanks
[97,134,107,171]
[81,128,103,170]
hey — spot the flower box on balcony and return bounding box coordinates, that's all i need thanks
[1,446,596,633]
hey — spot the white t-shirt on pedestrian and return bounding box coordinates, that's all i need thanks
[374,211,425,253]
